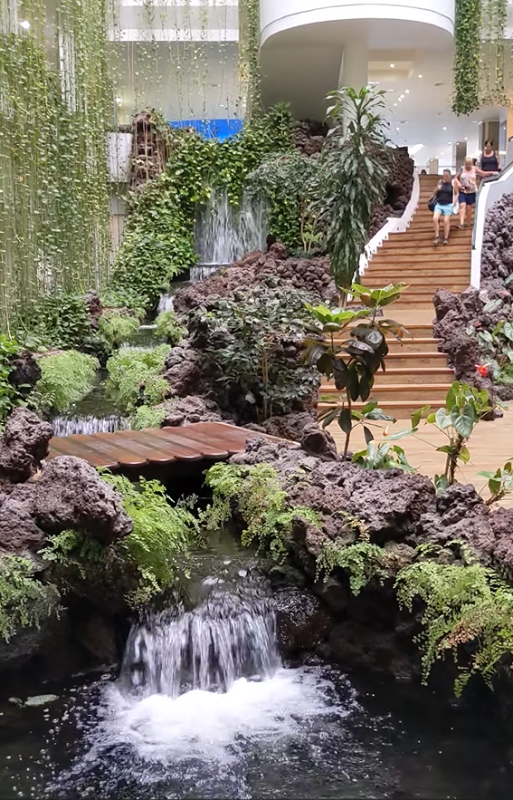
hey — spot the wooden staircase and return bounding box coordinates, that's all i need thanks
[320,174,473,418]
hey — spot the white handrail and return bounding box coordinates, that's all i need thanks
[359,170,420,277]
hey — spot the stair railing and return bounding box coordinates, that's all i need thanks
[471,161,513,289]
[359,169,420,278]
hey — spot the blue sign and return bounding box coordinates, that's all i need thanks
[169,118,244,141]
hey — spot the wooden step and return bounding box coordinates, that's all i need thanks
[335,351,446,368]
[321,383,451,402]
[317,399,443,419]
[365,267,470,276]
[375,253,470,264]
[363,279,468,291]
[387,230,472,241]
[324,368,452,386]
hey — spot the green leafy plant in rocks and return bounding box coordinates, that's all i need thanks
[101,474,200,605]
[202,463,320,563]
[193,285,319,422]
[304,282,409,458]
[155,311,185,345]
[105,344,170,414]
[0,556,59,643]
[34,351,99,414]
[100,288,149,320]
[395,553,513,696]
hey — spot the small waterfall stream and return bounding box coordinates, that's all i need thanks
[120,585,279,699]
[195,189,267,266]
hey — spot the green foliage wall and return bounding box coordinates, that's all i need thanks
[0,0,112,328]
[110,106,294,305]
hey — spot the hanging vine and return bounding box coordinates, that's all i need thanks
[238,0,261,119]
[453,0,509,115]
[0,0,112,330]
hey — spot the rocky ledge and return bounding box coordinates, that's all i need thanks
[226,438,513,688]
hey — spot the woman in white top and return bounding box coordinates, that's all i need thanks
[454,156,488,229]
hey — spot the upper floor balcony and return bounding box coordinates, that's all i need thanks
[108,0,239,43]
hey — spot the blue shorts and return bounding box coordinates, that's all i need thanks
[434,203,453,216]
[459,192,476,205]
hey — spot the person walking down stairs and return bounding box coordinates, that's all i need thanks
[432,169,457,246]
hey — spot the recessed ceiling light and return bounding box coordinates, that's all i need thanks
[393,102,397,106]
[448,141,452,145]
[418,74,423,78]
[396,127,400,131]
[443,126,447,130]
[390,63,395,68]
[405,89,410,94]
[20,19,30,29]
[464,136,468,140]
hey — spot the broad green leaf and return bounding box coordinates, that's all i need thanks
[435,408,452,430]
[459,446,471,464]
[363,425,374,445]
[338,407,352,434]
[450,404,476,438]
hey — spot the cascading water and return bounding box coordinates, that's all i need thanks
[51,414,130,436]
[119,585,279,700]
[195,188,267,269]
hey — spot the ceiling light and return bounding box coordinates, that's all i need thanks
[443,126,447,130]
[390,63,395,68]
[393,102,397,106]
[464,136,468,140]
[20,19,30,29]
[448,141,452,145]
[396,127,400,131]
[418,74,423,78]
[405,89,410,94]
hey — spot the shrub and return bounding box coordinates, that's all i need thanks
[99,312,140,348]
[34,351,99,414]
[0,335,27,423]
[155,311,185,345]
[0,556,59,642]
[100,287,148,319]
[13,292,92,350]
[105,344,170,414]
[192,285,319,422]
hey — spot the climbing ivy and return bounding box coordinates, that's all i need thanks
[239,0,261,118]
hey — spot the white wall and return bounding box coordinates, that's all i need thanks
[260,0,456,44]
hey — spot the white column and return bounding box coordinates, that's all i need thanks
[338,38,368,91]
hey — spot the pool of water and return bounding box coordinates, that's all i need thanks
[1,665,512,800]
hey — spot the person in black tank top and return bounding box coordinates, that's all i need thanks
[480,140,500,174]
[433,169,456,245]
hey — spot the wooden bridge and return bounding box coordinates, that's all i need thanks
[47,422,294,472]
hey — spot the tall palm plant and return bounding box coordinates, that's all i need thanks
[319,86,390,293]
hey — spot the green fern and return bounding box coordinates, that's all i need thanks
[34,351,99,413]
[203,463,321,562]
[105,344,170,413]
[0,556,59,642]
[155,311,185,345]
[395,558,513,695]
[316,540,387,595]
[99,313,140,347]
[41,530,107,579]
[131,405,166,430]
[101,473,199,603]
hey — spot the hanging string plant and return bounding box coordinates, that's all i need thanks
[0,0,112,329]
[453,0,509,115]
[480,0,508,106]
[238,0,261,119]
[453,0,483,115]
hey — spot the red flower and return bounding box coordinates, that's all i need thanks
[475,364,488,377]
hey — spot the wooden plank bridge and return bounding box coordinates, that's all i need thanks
[47,422,295,471]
